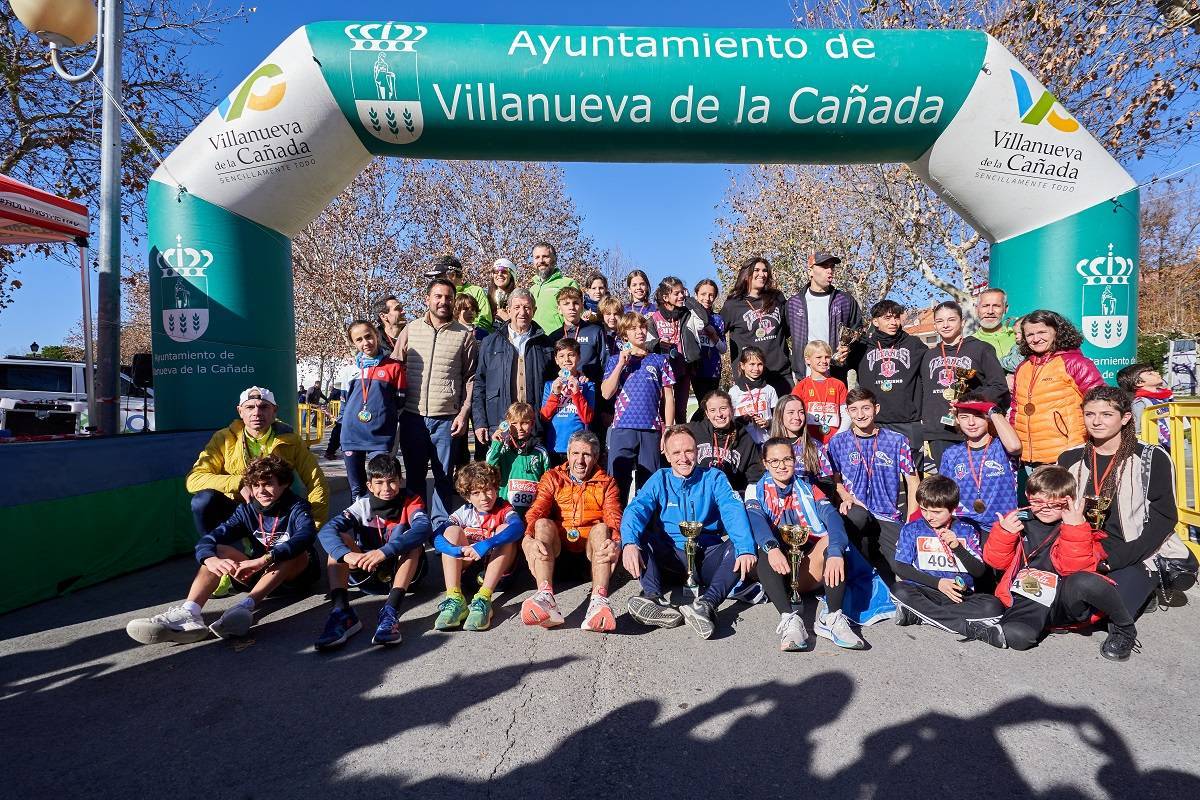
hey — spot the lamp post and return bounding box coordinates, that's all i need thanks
[12,0,123,436]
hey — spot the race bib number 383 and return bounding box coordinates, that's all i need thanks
[508,479,538,508]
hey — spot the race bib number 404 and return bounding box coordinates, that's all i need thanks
[915,537,966,573]
[1011,568,1059,607]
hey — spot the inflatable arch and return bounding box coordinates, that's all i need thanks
[148,22,1138,430]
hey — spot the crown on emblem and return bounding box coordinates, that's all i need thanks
[158,234,214,278]
[343,22,427,52]
[1074,243,1134,286]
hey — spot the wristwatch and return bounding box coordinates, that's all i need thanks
[263,551,276,569]
[763,541,780,552]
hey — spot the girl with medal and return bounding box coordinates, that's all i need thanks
[624,269,657,316]
[937,392,1021,527]
[729,347,778,445]
[648,276,697,425]
[1057,386,1185,660]
[719,256,792,396]
[340,320,407,501]
[686,389,764,492]
[1011,310,1103,468]
[791,340,848,444]
[744,437,864,651]
[769,394,836,498]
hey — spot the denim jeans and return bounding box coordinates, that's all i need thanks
[399,411,455,521]
[190,489,240,536]
[343,449,389,500]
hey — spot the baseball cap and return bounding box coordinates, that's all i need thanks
[238,386,277,406]
[810,252,841,266]
[425,254,463,279]
[493,258,516,273]
[950,399,996,415]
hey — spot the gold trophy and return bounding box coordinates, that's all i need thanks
[939,367,978,425]
[1084,495,1112,530]
[778,520,812,604]
[679,521,704,599]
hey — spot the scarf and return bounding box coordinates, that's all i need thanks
[736,372,767,391]
[368,493,406,521]
[758,475,828,535]
[658,304,688,322]
[355,352,382,369]
[250,489,294,518]
[1136,387,1173,402]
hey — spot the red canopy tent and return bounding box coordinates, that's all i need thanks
[0,173,95,426]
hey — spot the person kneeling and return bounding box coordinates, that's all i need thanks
[620,425,757,639]
[433,462,522,632]
[966,466,1138,660]
[127,455,319,644]
[314,454,431,650]
[746,438,867,651]
[891,475,1004,635]
[521,431,622,632]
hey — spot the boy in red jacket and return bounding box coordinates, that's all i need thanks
[965,465,1140,661]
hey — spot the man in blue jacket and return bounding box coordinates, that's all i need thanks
[620,425,757,639]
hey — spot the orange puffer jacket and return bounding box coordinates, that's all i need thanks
[524,464,622,550]
[1012,350,1104,463]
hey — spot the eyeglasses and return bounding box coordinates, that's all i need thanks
[1027,498,1070,510]
[764,456,796,467]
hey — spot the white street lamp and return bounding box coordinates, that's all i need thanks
[12,0,124,436]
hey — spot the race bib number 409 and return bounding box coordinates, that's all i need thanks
[915,537,966,573]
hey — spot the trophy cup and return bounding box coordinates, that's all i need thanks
[679,521,704,600]
[1084,495,1112,530]
[939,367,978,425]
[778,521,811,605]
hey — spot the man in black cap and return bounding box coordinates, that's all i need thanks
[785,252,864,381]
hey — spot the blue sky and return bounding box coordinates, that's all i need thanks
[0,0,1191,356]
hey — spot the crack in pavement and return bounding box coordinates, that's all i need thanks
[486,625,540,794]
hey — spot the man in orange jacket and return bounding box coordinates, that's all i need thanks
[520,430,622,633]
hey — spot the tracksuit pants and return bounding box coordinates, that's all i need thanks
[634,526,738,606]
[891,581,1005,635]
[607,427,661,502]
[998,571,1134,651]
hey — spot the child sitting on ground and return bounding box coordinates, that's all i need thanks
[486,402,551,516]
[433,462,523,632]
[127,455,319,644]
[965,465,1140,661]
[540,339,595,460]
[791,340,849,445]
[313,453,431,650]
[938,393,1022,527]
[729,346,778,445]
[891,475,1003,636]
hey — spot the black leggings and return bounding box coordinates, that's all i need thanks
[1000,571,1134,651]
[756,544,846,615]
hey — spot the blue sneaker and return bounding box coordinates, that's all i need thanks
[464,594,493,632]
[372,605,402,646]
[315,607,361,651]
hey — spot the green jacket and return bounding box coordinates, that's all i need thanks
[530,269,579,334]
[459,282,493,333]
[486,437,550,514]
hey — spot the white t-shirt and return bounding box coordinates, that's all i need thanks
[805,290,832,347]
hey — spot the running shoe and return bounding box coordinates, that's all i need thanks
[372,605,402,646]
[776,611,809,652]
[520,590,564,628]
[964,619,1007,649]
[209,604,253,639]
[465,594,494,632]
[814,606,866,650]
[434,595,469,631]
[126,605,209,645]
[315,607,362,651]
[580,594,616,632]
[1100,624,1139,661]
[211,574,235,599]
[626,594,684,628]
[679,599,717,640]
[893,605,920,627]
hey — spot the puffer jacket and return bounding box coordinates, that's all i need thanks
[1012,350,1104,463]
[983,519,1105,607]
[530,269,580,334]
[185,419,329,526]
[524,464,623,551]
[404,315,478,417]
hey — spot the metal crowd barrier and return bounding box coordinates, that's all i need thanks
[297,403,326,446]
[1138,400,1200,558]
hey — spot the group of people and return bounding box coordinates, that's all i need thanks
[125,243,1195,662]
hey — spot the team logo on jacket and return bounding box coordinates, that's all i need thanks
[158,234,211,343]
[1076,244,1132,349]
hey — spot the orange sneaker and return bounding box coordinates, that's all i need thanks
[520,589,564,627]
[581,594,616,632]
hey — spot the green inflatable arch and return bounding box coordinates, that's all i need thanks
[148,22,1138,431]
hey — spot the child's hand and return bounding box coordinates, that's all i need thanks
[936,527,960,549]
[824,556,845,587]
[204,557,239,578]
[233,557,267,582]
[938,578,965,603]
[358,549,388,571]
[702,325,718,343]
[833,344,849,364]
[239,485,253,503]
[343,552,364,570]
[550,377,565,395]
[1062,494,1088,527]
[460,545,481,562]
[566,377,580,396]
[997,509,1024,533]
[767,547,791,575]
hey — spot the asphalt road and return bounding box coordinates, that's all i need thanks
[2,464,1199,799]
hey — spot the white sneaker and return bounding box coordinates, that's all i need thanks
[126,604,209,644]
[520,589,564,628]
[813,607,866,650]
[209,604,253,639]
[580,594,616,632]
[776,611,809,652]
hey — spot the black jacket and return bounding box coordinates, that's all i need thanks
[472,323,553,434]
[687,418,765,492]
[547,321,605,384]
[719,292,791,375]
[845,328,928,424]
[919,337,1010,441]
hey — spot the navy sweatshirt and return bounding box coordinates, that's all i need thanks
[195,490,317,564]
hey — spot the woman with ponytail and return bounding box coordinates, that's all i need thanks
[1057,385,1187,659]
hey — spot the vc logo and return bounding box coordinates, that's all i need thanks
[218,63,286,121]
[1009,70,1079,133]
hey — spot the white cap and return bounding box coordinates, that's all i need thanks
[238,386,276,406]
[492,258,516,272]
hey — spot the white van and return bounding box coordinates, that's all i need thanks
[0,356,155,434]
